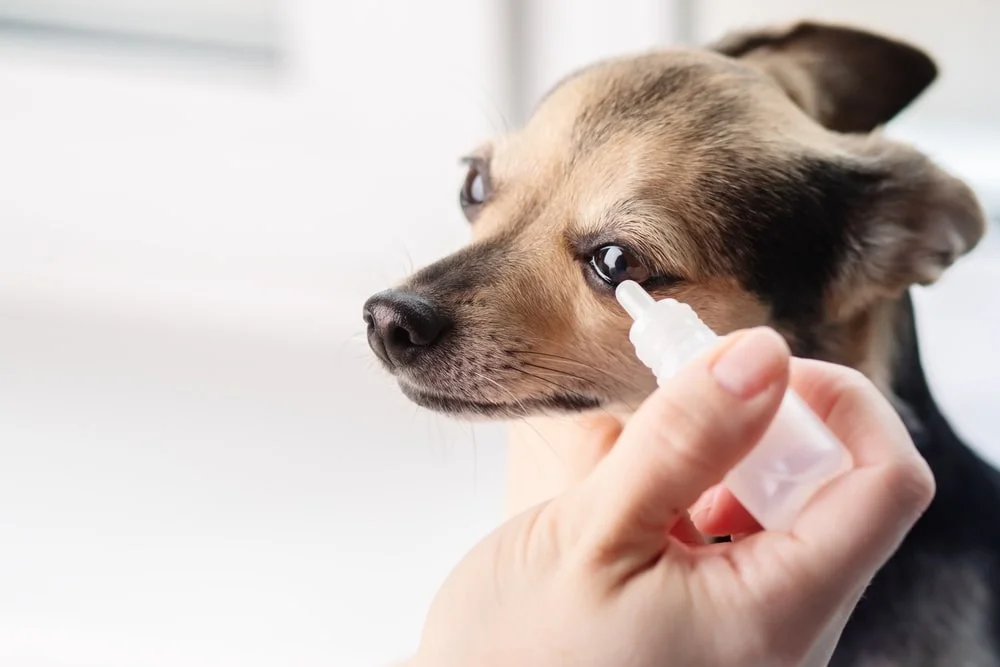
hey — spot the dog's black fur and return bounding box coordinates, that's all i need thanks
[365,21,1000,664]
[830,292,1000,665]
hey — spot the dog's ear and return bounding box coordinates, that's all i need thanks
[831,141,985,314]
[710,22,937,133]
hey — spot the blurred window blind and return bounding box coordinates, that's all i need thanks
[0,0,283,60]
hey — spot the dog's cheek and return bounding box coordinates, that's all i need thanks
[671,279,773,335]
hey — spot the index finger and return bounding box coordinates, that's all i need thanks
[692,358,925,537]
[789,358,920,467]
[739,359,935,602]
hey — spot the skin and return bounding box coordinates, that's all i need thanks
[406,328,935,667]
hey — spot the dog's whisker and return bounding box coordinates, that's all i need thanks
[433,413,449,456]
[430,414,445,460]
[512,367,574,395]
[512,368,623,423]
[459,80,512,135]
[516,416,561,465]
[472,370,562,462]
[336,329,369,356]
[510,350,634,384]
[423,409,448,460]
[392,242,416,276]
[516,361,639,414]
[519,361,595,387]
[471,371,535,419]
[510,350,644,409]
[516,361,636,414]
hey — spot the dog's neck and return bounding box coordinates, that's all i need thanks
[821,297,902,397]
[812,289,952,451]
[884,291,958,452]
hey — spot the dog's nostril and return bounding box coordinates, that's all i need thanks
[389,324,413,349]
[362,289,452,367]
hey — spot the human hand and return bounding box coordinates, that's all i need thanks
[409,327,934,667]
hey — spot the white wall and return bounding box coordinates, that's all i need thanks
[513,0,678,120]
[0,2,512,665]
[697,0,1000,125]
[0,1,508,330]
[0,2,997,666]
[695,0,1000,211]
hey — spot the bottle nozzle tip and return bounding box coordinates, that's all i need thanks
[615,280,656,320]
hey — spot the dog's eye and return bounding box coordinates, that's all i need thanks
[465,171,486,204]
[460,158,491,218]
[589,245,651,286]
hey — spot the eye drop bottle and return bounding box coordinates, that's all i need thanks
[615,280,852,532]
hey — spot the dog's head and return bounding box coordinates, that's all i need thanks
[363,22,985,418]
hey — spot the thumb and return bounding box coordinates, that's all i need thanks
[573,327,791,564]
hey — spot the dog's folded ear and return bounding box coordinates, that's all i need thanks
[830,141,986,314]
[710,21,937,134]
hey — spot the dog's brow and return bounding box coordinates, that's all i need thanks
[568,197,691,275]
[582,197,656,234]
[459,144,493,165]
[572,199,660,248]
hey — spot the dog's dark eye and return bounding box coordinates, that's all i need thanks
[460,158,491,219]
[589,245,651,286]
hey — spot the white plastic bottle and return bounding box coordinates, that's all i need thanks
[615,280,852,532]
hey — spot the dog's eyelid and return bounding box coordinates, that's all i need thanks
[459,155,493,187]
[459,151,492,168]
[568,231,687,287]
[459,154,495,222]
[569,231,649,262]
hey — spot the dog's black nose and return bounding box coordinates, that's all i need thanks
[363,290,450,367]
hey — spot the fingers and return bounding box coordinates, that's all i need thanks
[734,358,935,605]
[694,359,930,540]
[669,513,711,546]
[788,361,935,583]
[570,327,791,564]
[790,359,919,466]
[691,484,762,536]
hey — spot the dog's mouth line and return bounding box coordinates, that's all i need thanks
[398,380,601,415]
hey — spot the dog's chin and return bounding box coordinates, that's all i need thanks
[398,381,601,419]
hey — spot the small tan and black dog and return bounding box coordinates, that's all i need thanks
[364,21,1000,665]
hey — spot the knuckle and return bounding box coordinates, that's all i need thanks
[522,502,572,572]
[825,366,888,424]
[648,397,719,474]
[835,366,876,398]
[886,455,937,515]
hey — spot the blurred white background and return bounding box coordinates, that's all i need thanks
[0,1,997,665]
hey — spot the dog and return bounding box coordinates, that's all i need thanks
[363,21,1000,665]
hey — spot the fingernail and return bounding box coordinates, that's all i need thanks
[711,328,787,399]
[690,486,718,520]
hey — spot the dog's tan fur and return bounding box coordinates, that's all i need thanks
[364,21,1000,664]
[377,23,983,418]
